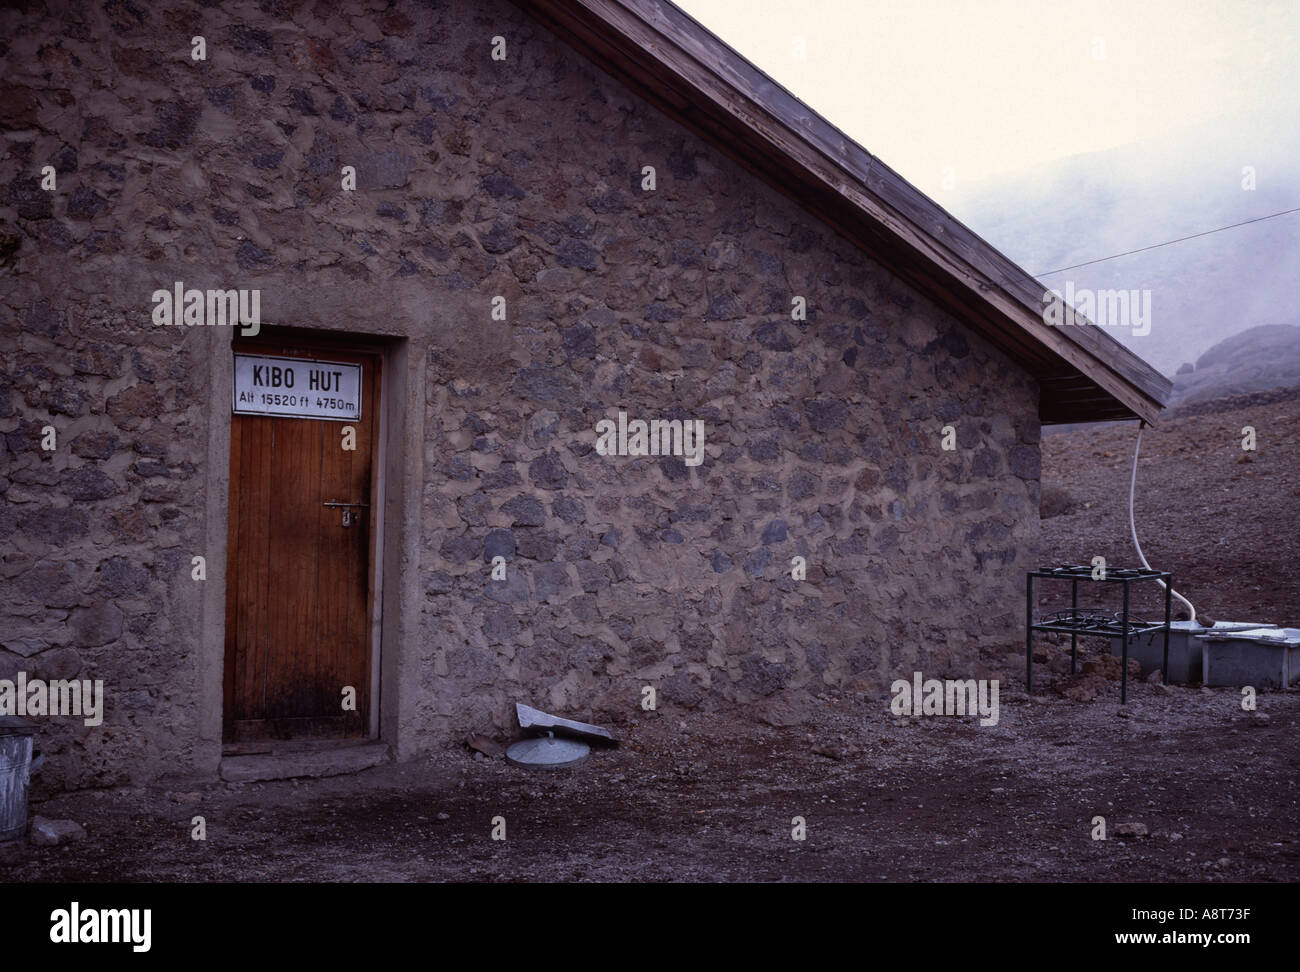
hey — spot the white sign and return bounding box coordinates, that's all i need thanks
[232,354,362,421]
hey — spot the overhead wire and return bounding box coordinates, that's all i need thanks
[1032,206,1300,277]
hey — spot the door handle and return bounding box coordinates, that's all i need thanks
[323,501,369,527]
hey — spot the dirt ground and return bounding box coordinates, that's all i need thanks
[3,671,1297,882]
[4,389,1295,883]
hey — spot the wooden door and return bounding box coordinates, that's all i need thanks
[223,340,381,742]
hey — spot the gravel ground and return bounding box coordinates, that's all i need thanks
[3,672,1296,882]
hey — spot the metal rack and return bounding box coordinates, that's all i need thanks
[1026,564,1172,703]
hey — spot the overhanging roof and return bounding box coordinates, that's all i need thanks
[511,0,1172,424]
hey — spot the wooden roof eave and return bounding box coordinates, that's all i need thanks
[512,0,1172,425]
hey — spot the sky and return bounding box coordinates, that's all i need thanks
[674,0,1300,198]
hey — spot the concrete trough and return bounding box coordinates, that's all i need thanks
[1199,627,1300,690]
[1110,621,1276,683]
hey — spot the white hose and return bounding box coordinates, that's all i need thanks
[1129,422,1196,622]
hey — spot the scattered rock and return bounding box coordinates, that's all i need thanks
[30,816,86,846]
[1114,821,1149,838]
[811,742,849,760]
[1062,673,1109,702]
[1080,654,1140,682]
[465,733,504,758]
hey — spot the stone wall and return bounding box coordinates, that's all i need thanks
[0,0,1040,789]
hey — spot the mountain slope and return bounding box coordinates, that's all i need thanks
[1170,323,1300,405]
[949,107,1300,376]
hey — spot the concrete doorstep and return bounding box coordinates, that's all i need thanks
[219,742,391,783]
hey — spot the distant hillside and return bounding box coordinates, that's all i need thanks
[1169,324,1300,405]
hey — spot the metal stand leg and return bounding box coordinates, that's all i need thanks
[1070,579,1078,675]
[1120,580,1130,704]
[1026,574,1034,693]
[1163,575,1172,685]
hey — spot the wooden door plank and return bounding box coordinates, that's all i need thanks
[265,413,324,721]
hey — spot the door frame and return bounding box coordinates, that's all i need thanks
[218,327,392,744]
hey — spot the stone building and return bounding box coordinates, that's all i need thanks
[0,0,1169,788]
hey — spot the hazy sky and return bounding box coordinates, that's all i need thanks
[674,0,1300,199]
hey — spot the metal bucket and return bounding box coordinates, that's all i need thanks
[0,716,39,843]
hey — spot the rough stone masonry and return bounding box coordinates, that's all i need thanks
[0,0,1041,789]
